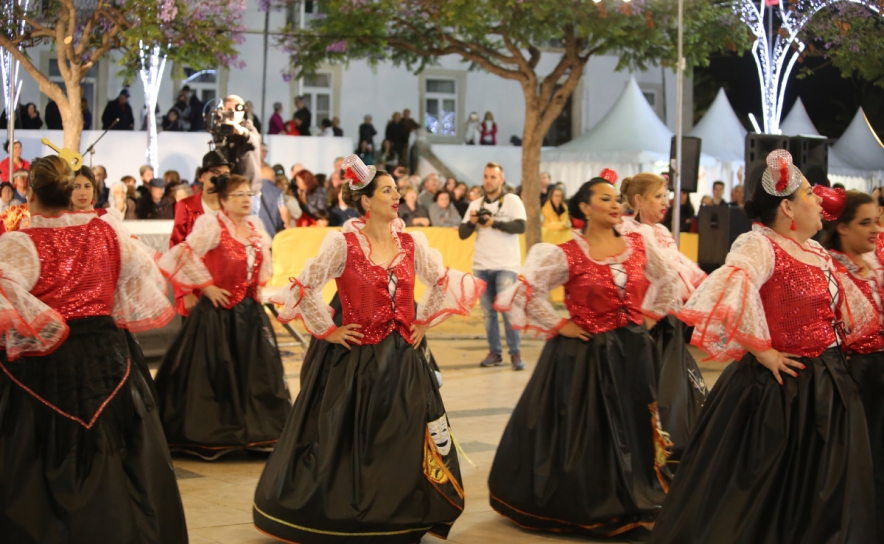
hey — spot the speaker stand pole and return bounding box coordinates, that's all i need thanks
[672,0,684,247]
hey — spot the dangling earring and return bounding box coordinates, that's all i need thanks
[790,219,797,231]
[365,210,371,219]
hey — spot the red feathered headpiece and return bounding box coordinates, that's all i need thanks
[812,185,847,221]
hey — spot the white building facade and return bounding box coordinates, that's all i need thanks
[11,1,692,185]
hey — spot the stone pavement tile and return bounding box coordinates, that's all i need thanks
[181,496,254,530]
[190,523,276,544]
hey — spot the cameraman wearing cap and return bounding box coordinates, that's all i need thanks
[169,150,231,314]
[459,162,527,370]
[214,94,262,193]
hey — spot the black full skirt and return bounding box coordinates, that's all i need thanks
[649,349,876,544]
[0,317,188,543]
[488,324,671,537]
[253,332,464,544]
[848,351,884,541]
[155,297,291,453]
[299,293,442,386]
[649,316,707,460]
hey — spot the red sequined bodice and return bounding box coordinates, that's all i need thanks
[759,241,840,357]
[832,259,884,354]
[559,232,651,334]
[200,218,262,309]
[26,218,121,319]
[336,232,416,344]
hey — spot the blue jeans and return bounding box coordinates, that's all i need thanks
[475,269,520,356]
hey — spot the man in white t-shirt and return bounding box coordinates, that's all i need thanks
[459,162,527,370]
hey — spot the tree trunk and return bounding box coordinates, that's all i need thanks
[60,79,83,152]
[520,90,544,249]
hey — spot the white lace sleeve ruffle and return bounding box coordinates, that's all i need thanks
[157,213,220,291]
[102,216,175,332]
[681,230,774,362]
[494,243,570,339]
[638,229,683,318]
[411,231,485,327]
[0,232,69,360]
[269,230,344,338]
[837,266,880,347]
[247,216,274,285]
[652,223,707,300]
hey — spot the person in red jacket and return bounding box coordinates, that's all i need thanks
[480,111,497,145]
[169,150,231,315]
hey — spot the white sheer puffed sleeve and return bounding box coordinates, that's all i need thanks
[652,224,707,301]
[102,216,175,332]
[247,216,274,285]
[269,231,345,339]
[410,231,485,327]
[494,243,570,339]
[835,266,879,347]
[680,231,774,362]
[638,230,682,318]
[0,232,68,360]
[157,214,220,291]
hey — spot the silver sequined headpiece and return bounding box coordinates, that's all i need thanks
[761,149,803,198]
[341,154,377,191]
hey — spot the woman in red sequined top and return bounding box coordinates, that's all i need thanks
[617,172,708,460]
[650,151,878,544]
[0,156,186,542]
[156,174,291,461]
[820,190,884,539]
[488,177,681,537]
[253,155,484,544]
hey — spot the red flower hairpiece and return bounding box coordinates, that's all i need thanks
[776,157,789,193]
[600,168,618,184]
[344,167,363,188]
[813,185,847,221]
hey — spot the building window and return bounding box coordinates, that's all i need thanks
[642,90,657,108]
[302,72,332,135]
[182,67,219,104]
[48,59,99,127]
[424,78,457,136]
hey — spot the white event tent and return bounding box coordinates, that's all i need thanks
[830,108,884,189]
[687,88,747,194]
[541,77,714,197]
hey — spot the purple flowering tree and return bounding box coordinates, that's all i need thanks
[799,1,883,87]
[0,0,246,151]
[735,0,879,134]
[266,0,745,247]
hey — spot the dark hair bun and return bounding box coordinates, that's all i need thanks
[341,182,362,210]
[743,199,759,219]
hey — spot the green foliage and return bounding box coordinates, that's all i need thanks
[269,0,749,81]
[2,0,244,83]
[799,2,884,87]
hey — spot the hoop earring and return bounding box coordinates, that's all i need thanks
[790,219,797,231]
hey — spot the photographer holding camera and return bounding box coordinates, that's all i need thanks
[210,94,262,192]
[459,162,527,370]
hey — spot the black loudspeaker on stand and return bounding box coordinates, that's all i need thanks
[697,205,752,274]
[669,136,701,193]
[744,133,829,195]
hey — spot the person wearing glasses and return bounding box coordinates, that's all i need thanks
[169,150,232,315]
[156,173,291,461]
[218,94,263,193]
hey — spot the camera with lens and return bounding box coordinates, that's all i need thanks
[203,99,237,144]
[476,208,493,225]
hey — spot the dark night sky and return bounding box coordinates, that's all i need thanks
[694,53,884,140]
